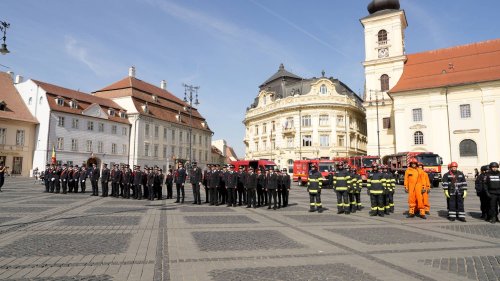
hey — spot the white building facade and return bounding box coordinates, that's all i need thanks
[244,64,367,171]
[15,79,131,171]
[361,0,500,175]
[93,68,213,171]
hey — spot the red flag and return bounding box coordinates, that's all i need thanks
[51,145,57,164]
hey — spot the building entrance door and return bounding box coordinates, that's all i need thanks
[12,157,22,175]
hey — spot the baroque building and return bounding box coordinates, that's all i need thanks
[362,0,500,175]
[244,64,367,171]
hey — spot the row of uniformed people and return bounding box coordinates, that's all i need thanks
[474,162,500,224]
[43,163,166,200]
[307,162,395,215]
[199,164,291,210]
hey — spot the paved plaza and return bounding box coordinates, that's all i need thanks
[0,177,498,281]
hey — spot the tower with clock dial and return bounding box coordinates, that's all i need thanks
[360,0,408,156]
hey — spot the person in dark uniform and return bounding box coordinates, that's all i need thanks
[101,164,110,197]
[276,169,283,208]
[112,164,121,197]
[349,167,363,212]
[475,165,490,220]
[333,162,351,214]
[281,168,291,207]
[218,165,227,205]
[67,165,74,193]
[79,165,87,193]
[54,164,62,193]
[165,169,173,199]
[266,167,278,210]
[484,162,500,224]
[203,165,211,203]
[0,162,5,192]
[142,166,149,199]
[43,164,50,192]
[71,165,80,193]
[256,169,265,207]
[442,162,467,222]
[90,163,100,196]
[237,166,247,206]
[133,165,143,200]
[123,165,132,199]
[147,167,155,200]
[174,162,187,203]
[208,164,220,205]
[367,164,386,217]
[48,164,56,193]
[307,164,323,213]
[190,162,203,204]
[157,168,164,200]
[119,165,127,198]
[60,164,69,194]
[245,167,258,208]
[225,165,238,207]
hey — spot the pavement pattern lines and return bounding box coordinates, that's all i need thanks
[184,215,258,225]
[0,234,132,257]
[192,230,305,252]
[420,256,500,280]
[209,263,384,281]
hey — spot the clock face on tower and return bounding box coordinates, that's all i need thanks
[378,48,389,58]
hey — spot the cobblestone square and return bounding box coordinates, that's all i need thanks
[0,177,497,281]
[184,215,258,225]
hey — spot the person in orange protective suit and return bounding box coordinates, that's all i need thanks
[418,163,431,215]
[404,158,427,219]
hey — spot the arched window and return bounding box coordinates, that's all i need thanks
[378,30,387,44]
[380,74,389,92]
[414,131,424,145]
[459,139,477,157]
[320,84,328,95]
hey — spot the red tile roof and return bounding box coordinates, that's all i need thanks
[33,80,130,125]
[94,76,212,132]
[0,72,38,124]
[390,39,500,93]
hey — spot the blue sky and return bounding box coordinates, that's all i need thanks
[2,0,499,157]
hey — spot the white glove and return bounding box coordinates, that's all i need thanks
[51,178,55,181]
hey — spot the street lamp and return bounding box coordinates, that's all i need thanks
[368,90,385,158]
[182,83,200,168]
[0,21,10,55]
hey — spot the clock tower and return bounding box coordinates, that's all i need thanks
[361,0,407,157]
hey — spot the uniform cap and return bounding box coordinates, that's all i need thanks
[489,162,499,168]
[192,162,197,165]
[282,168,287,172]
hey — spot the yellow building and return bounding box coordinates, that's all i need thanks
[0,72,38,176]
[244,64,367,171]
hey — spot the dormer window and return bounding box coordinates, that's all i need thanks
[201,121,206,128]
[69,99,78,109]
[119,111,126,119]
[108,108,115,116]
[152,95,158,102]
[0,101,6,111]
[56,97,64,106]
[142,102,149,114]
[320,84,328,95]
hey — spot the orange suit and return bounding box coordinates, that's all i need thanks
[420,168,431,213]
[404,167,426,216]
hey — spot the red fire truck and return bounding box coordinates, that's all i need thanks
[293,159,335,187]
[230,159,277,172]
[384,152,443,187]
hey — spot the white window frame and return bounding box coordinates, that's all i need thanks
[319,114,329,126]
[302,135,312,147]
[320,135,330,147]
[16,130,25,146]
[56,137,64,150]
[412,108,422,122]
[460,104,471,119]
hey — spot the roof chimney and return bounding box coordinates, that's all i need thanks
[128,66,136,78]
[6,71,14,81]
[15,75,23,84]
[160,80,167,90]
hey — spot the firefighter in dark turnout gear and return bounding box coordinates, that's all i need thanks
[442,162,467,222]
[382,165,395,214]
[308,164,324,213]
[348,166,362,213]
[475,165,490,220]
[333,162,351,214]
[484,162,500,224]
[367,164,386,217]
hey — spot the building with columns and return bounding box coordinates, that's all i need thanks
[361,0,500,174]
[93,67,213,171]
[244,64,367,171]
